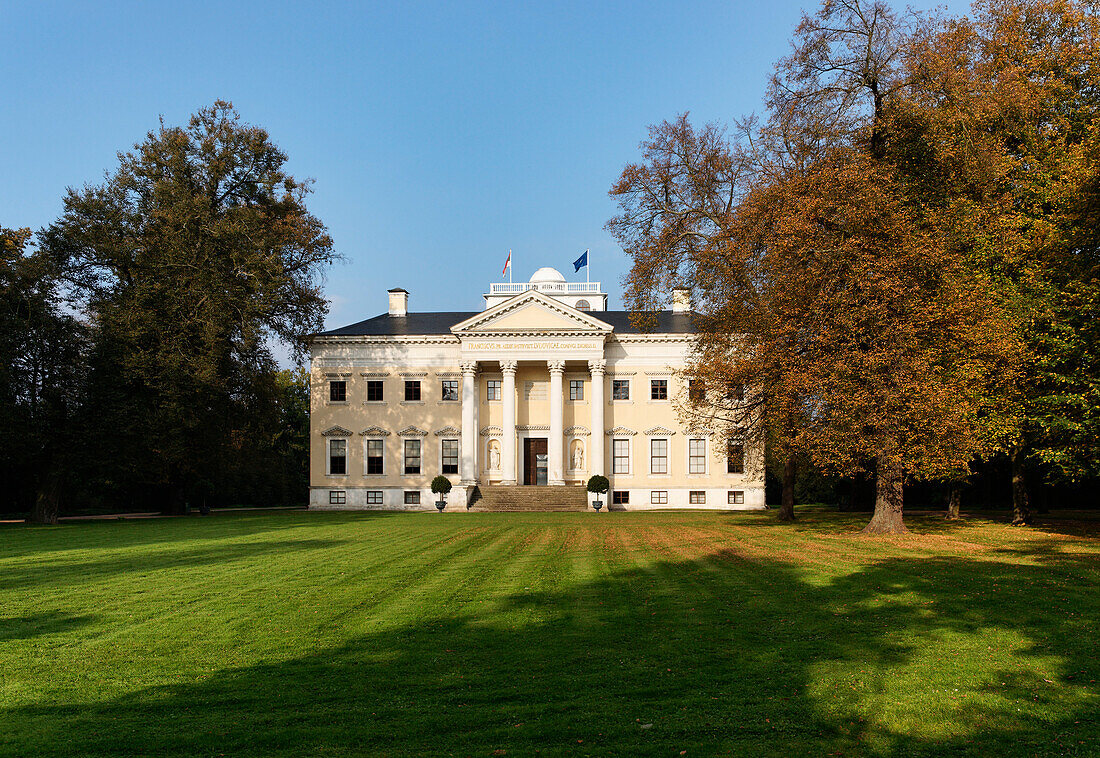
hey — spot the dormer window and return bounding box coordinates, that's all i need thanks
[575,299,591,311]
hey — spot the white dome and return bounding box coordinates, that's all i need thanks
[529,266,566,284]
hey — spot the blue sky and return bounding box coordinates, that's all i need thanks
[3,0,970,338]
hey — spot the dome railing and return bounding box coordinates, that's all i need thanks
[489,281,602,295]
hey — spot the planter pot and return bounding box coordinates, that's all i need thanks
[435,500,446,512]
[592,500,603,512]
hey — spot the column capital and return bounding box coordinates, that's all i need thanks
[500,360,518,375]
[460,360,479,375]
[588,359,607,375]
[547,360,566,375]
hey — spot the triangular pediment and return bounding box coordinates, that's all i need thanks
[321,425,353,437]
[452,290,612,335]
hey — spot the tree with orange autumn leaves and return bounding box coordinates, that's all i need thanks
[610,0,1099,533]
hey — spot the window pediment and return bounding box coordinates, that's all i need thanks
[397,426,428,437]
[321,425,353,437]
[359,426,390,437]
[434,426,461,436]
[644,426,677,436]
[606,426,637,436]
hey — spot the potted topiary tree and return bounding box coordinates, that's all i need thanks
[431,475,452,512]
[586,474,609,512]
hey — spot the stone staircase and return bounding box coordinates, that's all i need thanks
[467,484,592,512]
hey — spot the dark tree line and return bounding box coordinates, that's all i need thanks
[1,102,333,522]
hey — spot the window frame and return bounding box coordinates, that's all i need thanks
[403,380,422,402]
[612,438,631,475]
[688,438,708,475]
[728,490,745,505]
[650,490,668,505]
[569,379,584,401]
[441,438,459,475]
[365,380,384,402]
[650,378,669,401]
[329,490,346,505]
[327,438,348,476]
[404,491,421,505]
[485,379,502,402]
[649,438,669,475]
[727,440,745,475]
[403,438,422,475]
[364,438,385,476]
[612,378,631,401]
[329,379,347,403]
[612,490,630,505]
[689,490,706,504]
[365,490,383,505]
[441,380,459,402]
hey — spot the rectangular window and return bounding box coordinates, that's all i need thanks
[612,379,630,400]
[651,490,667,505]
[690,490,706,504]
[728,490,745,505]
[404,439,421,474]
[727,442,745,474]
[366,490,383,505]
[650,379,668,400]
[486,380,501,401]
[404,380,421,401]
[569,379,584,401]
[441,439,459,474]
[613,490,630,505]
[366,380,384,402]
[650,439,668,474]
[329,380,347,402]
[613,439,630,474]
[689,438,706,474]
[689,379,705,403]
[329,490,346,505]
[404,491,421,505]
[441,380,459,402]
[365,439,384,475]
[726,382,745,402]
[328,439,347,475]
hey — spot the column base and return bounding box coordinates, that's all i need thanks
[500,479,517,486]
[549,478,566,486]
[460,478,478,487]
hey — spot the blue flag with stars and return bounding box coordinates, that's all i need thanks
[573,250,588,272]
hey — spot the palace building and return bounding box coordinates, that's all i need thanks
[307,266,764,510]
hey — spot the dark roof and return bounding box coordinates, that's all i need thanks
[312,310,696,338]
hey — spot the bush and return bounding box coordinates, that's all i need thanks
[586,475,609,495]
[431,475,453,496]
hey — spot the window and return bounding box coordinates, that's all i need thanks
[328,439,347,475]
[651,490,667,505]
[650,439,668,474]
[727,442,745,474]
[365,439,384,475]
[613,439,631,474]
[689,379,705,403]
[486,380,501,401]
[612,379,630,400]
[569,380,584,401]
[404,380,421,401]
[689,438,707,474]
[404,491,421,505]
[690,490,706,504]
[329,490,346,505]
[441,380,459,402]
[329,380,347,402]
[650,379,668,400]
[728,490,745,505]
[366,490,383,505]
[366,380,384,402]
[613,490,630,505]
[441,439,459,474]
[725,381,745,402]
[404,439,421,474]
[575,299,591,311]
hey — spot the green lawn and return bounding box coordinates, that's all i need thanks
[1,509,1098,757]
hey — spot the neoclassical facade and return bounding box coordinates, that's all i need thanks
[307,267,764,510]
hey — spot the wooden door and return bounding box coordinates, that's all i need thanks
[523,438,548,485]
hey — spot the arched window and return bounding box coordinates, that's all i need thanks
[575,299,591,311]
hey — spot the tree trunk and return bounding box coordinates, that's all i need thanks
[1011,447,1031,526]
[862,455,907,534]
[945,484,961,520]
[30,472,61,525]
[777,454,796,521]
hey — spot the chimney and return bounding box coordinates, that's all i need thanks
[388,288,409,317]
[671,287,692,313]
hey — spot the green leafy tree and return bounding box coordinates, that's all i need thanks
[40,102,336,513]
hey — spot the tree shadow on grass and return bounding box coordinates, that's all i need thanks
[3,542,1098,757]
[0,611,96,642]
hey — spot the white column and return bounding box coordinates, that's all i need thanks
[548,360,566,486]
[460,361,478,485]
[501,360,518,485]
[588,359,606,476]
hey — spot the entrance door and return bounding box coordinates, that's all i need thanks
[523,438,548,485]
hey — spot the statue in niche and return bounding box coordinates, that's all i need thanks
[488,439,501,470]
[570,440,584,471]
